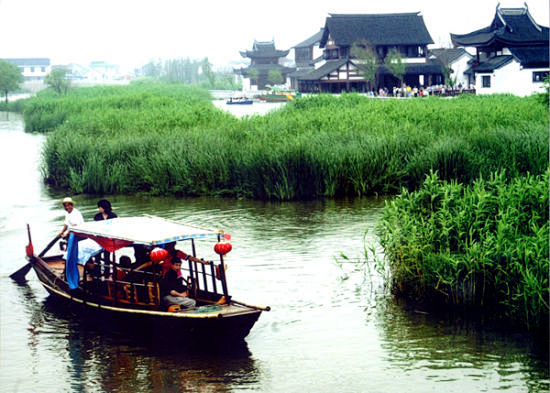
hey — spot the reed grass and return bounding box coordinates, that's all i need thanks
[377,171,549,330]
[27,86,548,200]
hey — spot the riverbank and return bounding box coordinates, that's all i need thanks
[21,84,549,200]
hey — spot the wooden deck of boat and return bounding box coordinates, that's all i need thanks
[46,259,84,277]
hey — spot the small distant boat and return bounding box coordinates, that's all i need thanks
[257,93,295,102]
[226,97,253,105]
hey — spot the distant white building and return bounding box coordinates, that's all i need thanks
[451,5,549,96]
[4,58,51,81]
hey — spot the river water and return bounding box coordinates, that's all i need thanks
[0,111,548,393]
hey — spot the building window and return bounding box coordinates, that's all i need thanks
[41,67,46,72]
[407,46,419,58]
[482,75,491,88]
[532,71,549,82]
[324,49,339,60]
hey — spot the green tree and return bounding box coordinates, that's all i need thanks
[142,59,162,78]
[248,68,259,86]
[164,58,186,83]
[384,48,406,92]
[433,51,456,87]
[267,69,284,86]
[201,57,215,87]
[0,59,24,103]
[351,39,378,91]
[44,68,71,94]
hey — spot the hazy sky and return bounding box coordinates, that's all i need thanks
[0,0,548,71]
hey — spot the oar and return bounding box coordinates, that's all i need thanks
[10,232,61,281]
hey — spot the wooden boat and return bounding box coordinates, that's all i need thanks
[226,97,253,105]
[22,216,269,340]
[257,93,295,102]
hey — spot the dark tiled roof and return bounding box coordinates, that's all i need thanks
[451,6,549,46]
[510,46,549,68]
[297,59,348,80]
[320,13,434,47]
[236,63,295,75]
[4,58,51,66]
[293,29,324,49]
[378,61,443,75]
[240,40,289,59]
[296,59,443,81]
[429,48,472,64]
[472,55,514,72]
[289,67,315,78]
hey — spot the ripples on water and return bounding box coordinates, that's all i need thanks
[0,111,548,393]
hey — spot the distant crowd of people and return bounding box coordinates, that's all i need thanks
[366,83,475,98]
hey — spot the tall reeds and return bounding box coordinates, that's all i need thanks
[377,171,549,330]
[27,86,548,200]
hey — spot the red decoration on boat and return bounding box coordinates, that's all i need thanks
[150,247,168,262]
[214,242,232,256]
[25,242,34,257]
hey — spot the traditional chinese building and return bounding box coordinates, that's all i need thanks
[450,4,549,96]
[236,40,295,90]
[289,29,324,90]
[295,13,444,93]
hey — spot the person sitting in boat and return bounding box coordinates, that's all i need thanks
[93,199,118,221]
[93,199,118,277]
[161,241,210,277]
[160,258,196,309]
[58,197,84,239]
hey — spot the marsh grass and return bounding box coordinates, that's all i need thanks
[27,87,548,199]
[377,171,549,330]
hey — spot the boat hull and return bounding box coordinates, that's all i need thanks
[30,256,263,341]
[226,99,253,105]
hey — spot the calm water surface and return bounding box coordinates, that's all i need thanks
[0,111,548,393]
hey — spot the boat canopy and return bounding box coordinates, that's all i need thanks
[65,217,225,290]
[69,216,224,253]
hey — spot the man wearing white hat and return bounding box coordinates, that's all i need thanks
[58,197,84,238]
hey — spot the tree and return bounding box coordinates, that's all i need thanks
[142,58,162,78]
[44,68,71,94]
[384,48,406,93]
[267,69,284,86]
[164,58,186,83]
[433,50,456,87]
[201,57,215,87]
[351,39,378,92]
[0,59,23,103]
[248,68,259,86]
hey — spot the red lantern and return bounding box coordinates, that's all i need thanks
[214,242,232,256]
[25,243,34,257]
[150,247,168,262]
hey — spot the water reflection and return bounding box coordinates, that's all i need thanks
[27,297,259,393]
[375,298,550,392]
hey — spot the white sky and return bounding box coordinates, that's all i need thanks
[0,0,548,71]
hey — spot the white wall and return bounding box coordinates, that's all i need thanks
[313,44,323,61]
[451,55,472,88]
[475,60,549,96]
[20,64,51,80]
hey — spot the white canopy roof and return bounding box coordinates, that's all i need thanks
[69,216,223,246]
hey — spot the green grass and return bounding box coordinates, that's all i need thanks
[24,86,548,199]
[377,171,549,331]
